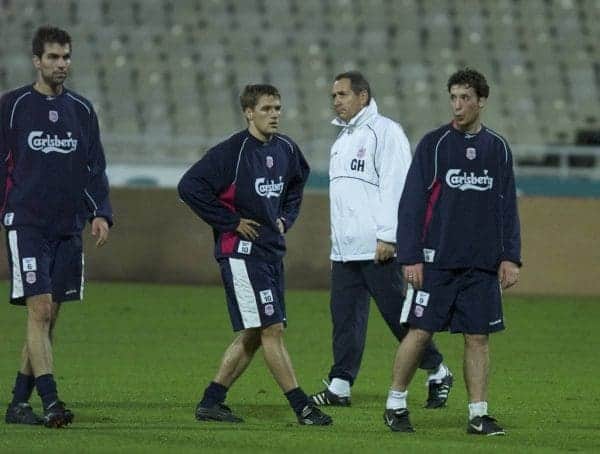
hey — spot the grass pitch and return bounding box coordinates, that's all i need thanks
[0,282,599,453]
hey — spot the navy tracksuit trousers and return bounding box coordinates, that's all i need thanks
[328,260,443,385]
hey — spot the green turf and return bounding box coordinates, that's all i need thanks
[1,282,599,453]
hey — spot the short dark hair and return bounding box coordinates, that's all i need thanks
[32,26,72,58]
[447,68,489,98]
[240,84,281,110]
[334,70,372,103]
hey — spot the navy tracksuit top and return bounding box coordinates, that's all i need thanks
[0,84,112,235]
[178,130,310,262]
[396,123,521,272]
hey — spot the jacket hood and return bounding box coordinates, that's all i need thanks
[331,99,379,130]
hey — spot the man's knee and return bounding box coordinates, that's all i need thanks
[464,334,489,351]
[238,328,262,352]
[408,327,433,348]
[50,302,60,324]
[260,322,285,339]
[26,295,54,325]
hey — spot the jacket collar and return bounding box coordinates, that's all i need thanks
[331,99,379,130]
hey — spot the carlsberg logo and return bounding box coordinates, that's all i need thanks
[446,169,493,191]
[27,131,78,154]
[255,177,284,198]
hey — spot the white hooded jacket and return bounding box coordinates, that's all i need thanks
[329,99,412,261]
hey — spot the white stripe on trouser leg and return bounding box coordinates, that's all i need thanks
[400,284,414,324]
[229,258,261,328]
[80,253,85,300]
[8,230,24,298]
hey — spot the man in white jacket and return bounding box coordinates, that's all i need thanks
[310,71,453,408]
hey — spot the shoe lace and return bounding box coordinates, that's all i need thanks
[435,383,450,395]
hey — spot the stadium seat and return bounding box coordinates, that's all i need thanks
[2,0,599,169]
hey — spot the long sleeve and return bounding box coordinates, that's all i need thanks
[396,136,432,264]
[0,94,11,215]
[178,148,240,233]
[500,150,522,265]
[84,107,113,226]
[374,122,412,243]
[279,145,310,232]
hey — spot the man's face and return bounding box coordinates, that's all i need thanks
[449,84,485,132]
[33,42,71,87]
[331,78,367,122]
[246,95,281,138]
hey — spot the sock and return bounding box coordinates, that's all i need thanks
[11,372,35,405]
[468,401,488,419]
[328,378,350,397]
[284,387,309,415]
[386,389,408,410]
[199,381,228,408]
[35,374,58,409]
[427,363,449,384]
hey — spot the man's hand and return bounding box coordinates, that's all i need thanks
[403,263,424,290]
[374,240,395,264]
[236,218,261,240]
[498,260,520,289]
[91,217,109,248]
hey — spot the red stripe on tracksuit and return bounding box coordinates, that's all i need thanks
[422,180,442,241]
[218,184,238,254]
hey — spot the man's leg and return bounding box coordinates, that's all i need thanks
[384,327,432,432]
[196,329,262,422]
[259,322,331,425]
[463,334,489,404]
[26,294,54,377]
[365,263,447,371]
[5,344,39,425]
[365,263,453,409]
[389,328,433,394]
[18,345,33,376]
[26,295,68,426]
[213,329,262,388]
[12,300,58,404]
[48,301,61,343]
[18,294,70,428]
[455,269,505,435]
[312,261,369,406]
[260,323,297,391]
[463,333,504,435]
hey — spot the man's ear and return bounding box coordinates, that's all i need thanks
[360,90,369,107]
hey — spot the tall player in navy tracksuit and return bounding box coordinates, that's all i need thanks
[1,27,112,428]
[383,69,521,435]
[178,84,332,426]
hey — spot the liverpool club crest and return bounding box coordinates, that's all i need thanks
[49,110,58,123]
[466,147,476,160]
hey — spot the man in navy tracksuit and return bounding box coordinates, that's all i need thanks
[383,69,521,435]
[1,26,112,428]
[178,84,332,426]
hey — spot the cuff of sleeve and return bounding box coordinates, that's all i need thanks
[501,256,522,267]
[376,229,396,244]
[89,213,114,228]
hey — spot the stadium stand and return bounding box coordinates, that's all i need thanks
[0,0,599,181]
